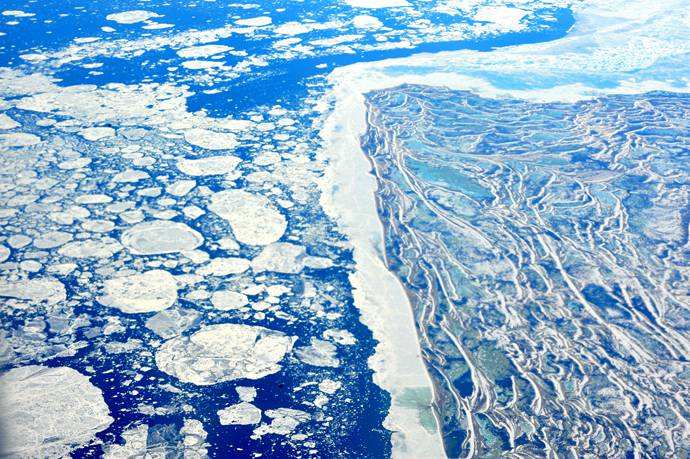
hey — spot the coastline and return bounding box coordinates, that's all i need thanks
[316,0,690,456]
[317,80,445,457]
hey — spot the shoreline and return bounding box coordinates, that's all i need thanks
[317,80,445,457]
[316,0,690,456]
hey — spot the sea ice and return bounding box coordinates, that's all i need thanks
[0,113,19,129]
[211,290,249,310]
[295,338,340,367]
[197,257,250,276]
[218,402,262,425]
[177,155,241,176]
[253,408,310,437]
[79,126,115,141]
[235,16,272,27]
[0,277,66,305]
[177,45,232,59]
[58,238,122,258]
[251,242,333,273]
[145,307,199,339]
[98,269,178,314]
[106,10,161,24]
[155,323,296,385]
[343,0,409,8]
[208,190,286,246]
[183,128,238,150]
[0,132,40,147]
[236,386,257,402]
[121,220,203,255]
[0,366,112,457]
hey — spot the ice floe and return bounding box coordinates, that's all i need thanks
[0,277,66,305]
[0,365,112,457]
[155,323,296,385]
[251,242,333,273]
[218,402,262,425]
[121,220,203,255]
[98,270,178,314]
[253,408,310,437]
[183,128,238,150]
[197,257,250,276]
[79,126,115,141]
[177,45,233,59]
[145,307,199,339]
[58,238,122,258]
[106,10,161,25]
[208,190,286,246]
[295,338,340,367]
[0,113,19,130]
[211,290,249,310]
[343,0,410,8]
[177,155,241,176]
[0,132,40,147]
[235,16,272,27]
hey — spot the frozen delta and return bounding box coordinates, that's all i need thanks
[1,0,689,458]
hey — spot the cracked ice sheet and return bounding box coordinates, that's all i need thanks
[0,365,113,458]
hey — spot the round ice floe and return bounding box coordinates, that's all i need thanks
[177,156,241,176]
[0,365,113,458]
[208,190,286,246]
[155,323,296,385]
[0,277,66,305]
[211,290,249,310]
[183,128,238,150]
[0,244,9,262]
[218,402,262,425]
[121,220,203,255]
[99,270,178,314]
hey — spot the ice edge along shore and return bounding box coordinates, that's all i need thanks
[316,0,690,456]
